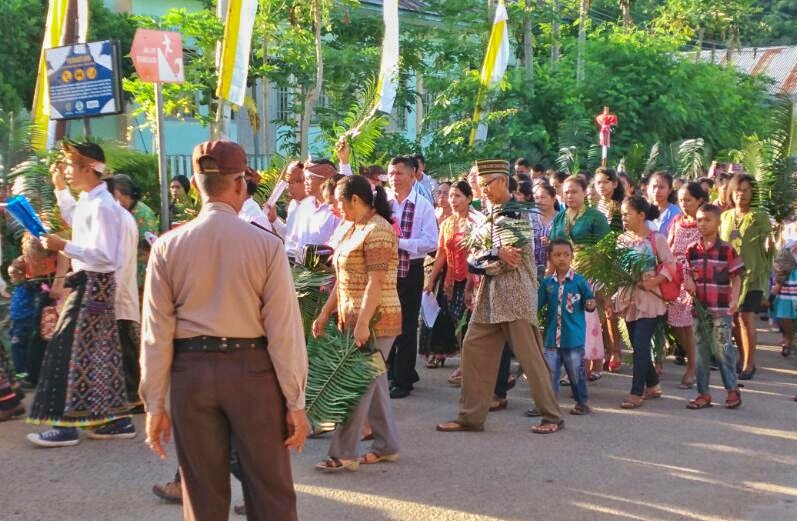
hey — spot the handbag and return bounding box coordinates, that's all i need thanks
[648,231,682,302]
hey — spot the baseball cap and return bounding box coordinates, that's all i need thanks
[192,141,247,175]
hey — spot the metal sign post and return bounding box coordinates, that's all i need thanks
[154,84,170,233]
[131,29,184,232]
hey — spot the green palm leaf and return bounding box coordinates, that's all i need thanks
[573,231,651,296]
[292,264,335,338]
[305,325,386,431]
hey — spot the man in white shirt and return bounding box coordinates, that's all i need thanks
[239,167,274,231]
[29,142,133,447]
[105,177,142,413]
[267,161,307,240]
[413,153,438,202]
[284,159,340,263]
[386,155,439,398]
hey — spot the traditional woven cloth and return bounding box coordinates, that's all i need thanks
[397,199,415,278]
[28,271,128,427]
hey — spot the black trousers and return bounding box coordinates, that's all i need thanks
[171,349,297,521]
[388,260,424,389]
[118,320,141,404]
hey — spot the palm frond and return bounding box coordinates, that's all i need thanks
[556,146,578,175]
[305,325,385,431]
[620,143,648,181]
[644,142,661,175]
[756,95,797,225]
[676,138,705,179]
[292,264,335,338]
[325,78,389,170]
[461,200,535,252]
[573,231,651,296]
[8,156,63,235]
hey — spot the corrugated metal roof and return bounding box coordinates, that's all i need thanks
[692,46,797,99]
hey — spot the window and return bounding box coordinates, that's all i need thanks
[392,103,407,131]
[275,86,291,122]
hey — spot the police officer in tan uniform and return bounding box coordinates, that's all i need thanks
[140,140,309,521]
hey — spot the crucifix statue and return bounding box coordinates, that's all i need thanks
[595,106,618,167]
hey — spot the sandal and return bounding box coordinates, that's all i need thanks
[315,457,360,472]
[425,356,439,369]
[725,389,742,409]
[525,408,541,417]
[643,385,662,400]
[738,367,756,381]
[570,403,591,415]
[358,452,399,465]
[447,369,462,386]
[489,397,508,412]
[621,395,644,409]
[781,344,792,357]
[686,394,712,409]
[607,358,622,373]
[506,375,517,391]
[531,420,565,434]
[678,378,695,390]
[435,421,484,432]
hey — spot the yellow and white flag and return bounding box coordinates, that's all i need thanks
[374,0,399,114]
[31,0,89,151]
[471,0,510,144]
[216,0,258,106]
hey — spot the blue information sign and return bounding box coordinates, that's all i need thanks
[45,40,123,120]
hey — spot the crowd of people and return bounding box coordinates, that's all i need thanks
[0,138,795,521]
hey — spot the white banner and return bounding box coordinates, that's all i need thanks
[374,0,399,114]
[217,0,258,106]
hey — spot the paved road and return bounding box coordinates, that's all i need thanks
[3,321,796,521]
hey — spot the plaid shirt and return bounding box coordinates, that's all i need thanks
[685,239,746,316]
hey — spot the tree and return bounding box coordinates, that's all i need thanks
[576,0,591,86]
[620,0,633,27]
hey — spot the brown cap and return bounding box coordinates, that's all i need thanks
[192,140,247,175]
[475,159,510,177]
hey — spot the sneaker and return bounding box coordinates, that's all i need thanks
[87,418,136,440]
[152,481,183,504]
[27,427,80,447]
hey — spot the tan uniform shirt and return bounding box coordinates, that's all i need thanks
[139,202,307,415]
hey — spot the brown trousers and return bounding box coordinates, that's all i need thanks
[171,349,297,521]
[457,320,562,427]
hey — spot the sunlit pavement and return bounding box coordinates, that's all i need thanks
[3,319,795,521]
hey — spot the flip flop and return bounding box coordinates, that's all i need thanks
[315,457,359,472]
[531,420,565,434]
[686,395,712,410]
[621,396,644,409]
[358,452,399,465]
[436,421,484,432]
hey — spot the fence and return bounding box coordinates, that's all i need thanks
[166,154,270,177]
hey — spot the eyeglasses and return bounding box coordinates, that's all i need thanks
[478,177,501,189]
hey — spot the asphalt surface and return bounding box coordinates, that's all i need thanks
[2,321,796,521]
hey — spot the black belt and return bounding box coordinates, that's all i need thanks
[174,336,268,353]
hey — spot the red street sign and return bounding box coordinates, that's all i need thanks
[130,29,184,83]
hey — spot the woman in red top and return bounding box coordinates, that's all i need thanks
[424,181,485,368]
[667,182,709,388]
